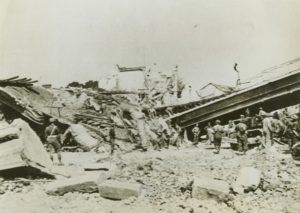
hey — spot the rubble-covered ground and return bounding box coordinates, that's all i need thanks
[0,142,299,213]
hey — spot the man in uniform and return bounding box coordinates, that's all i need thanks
[245,108,251,117]
[148,104,157,120]
[226,120,236,138]
[192,124,200,145]
[262,114,275,148]
[205,122,214,145]
[161,129,170,149]
[175,124,184,147]
[235,118,248,154]
[213,120,223,154]
[45,118,63,165]
[284,114,299,150]
[108,122,116,155]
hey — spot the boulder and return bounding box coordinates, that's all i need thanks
[233,167,261,193]
[192,177,230,202]
[66,124,98,151]
[45,172,107,195]
[98,180,142,200]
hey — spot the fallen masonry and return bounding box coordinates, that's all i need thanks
[98,180,142,200]
[191,177,231,202]
[233,167,261,194]
[45,172,107,195]
[0,119,54,177]
[0,63,299,213]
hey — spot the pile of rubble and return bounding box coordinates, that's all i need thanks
[0,139,299,212]
[0,75,299,212]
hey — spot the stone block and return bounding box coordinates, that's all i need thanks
[46,172,107,195]
[98,180,142,200]
[233,167,261,193]
[192,177,230,202]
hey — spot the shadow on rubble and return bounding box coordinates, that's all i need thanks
[0,167,55,180]
[204,146,231,150]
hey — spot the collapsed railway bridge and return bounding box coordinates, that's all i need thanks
[169,62,300,135]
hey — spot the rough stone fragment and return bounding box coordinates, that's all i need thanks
[99,180,142,200]
[46,172,107,195]
[233,167,261,193]
[192,177,230,202]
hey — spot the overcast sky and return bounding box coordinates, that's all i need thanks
[0,0,300,89]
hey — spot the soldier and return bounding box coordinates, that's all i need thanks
[108,122,116,155]
[84,97,92,110]
[225,120,236,138]
[272,112,285,138]
[235,119,248,154]
[192,124,200,144]
[162,129,170,148]
[213,120,223,154]
[175,124,184,147]
[258,107,267,118]
[245,108,251,117]
[205,122,214,145]
[100,103,107,114]
[284,115,299,150]
[45,118,63,165]
[148,104,157,120]
[262,114,275,148]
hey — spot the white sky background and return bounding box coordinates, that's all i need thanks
[0,0,300,89]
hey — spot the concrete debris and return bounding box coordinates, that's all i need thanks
[63,123,98,151]
[0,119,53,176]
[0,69,299,213]
[98,180,142,200]
[233,167,261,194]
[192,177,231,202]
[45,172,107,195]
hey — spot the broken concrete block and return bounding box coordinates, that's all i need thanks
[66,124,98,151]
[98,180,142,200]
[233,167,261,193]
[0,119,53,176]
[46,172,107,195]
[192,177,230,202]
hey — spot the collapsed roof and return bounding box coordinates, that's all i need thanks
[0,84,56,125]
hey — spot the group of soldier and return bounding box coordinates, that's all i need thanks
[190,106,300,154]
[43,105,300,163]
